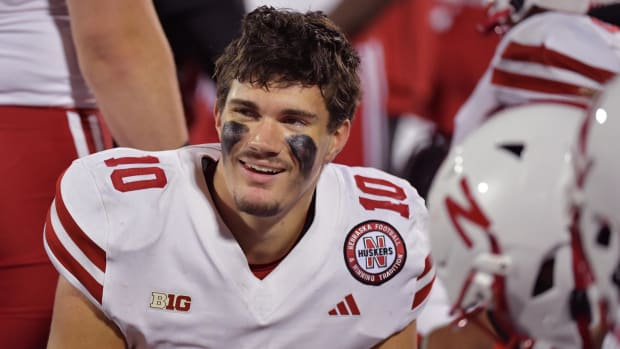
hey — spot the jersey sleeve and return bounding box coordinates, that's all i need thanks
[490,13,620,103]
[342,165,436,327]
[453,13,620,146]
[43,158,109,309]
[404,184,436,320]
[415,276,453,335]
[452,69,497,146]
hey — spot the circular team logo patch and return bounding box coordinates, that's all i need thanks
[344,220,407,286]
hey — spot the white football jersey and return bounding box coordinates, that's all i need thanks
[0,0,95,108]
[452,11,620,145]
[44,144,434,349]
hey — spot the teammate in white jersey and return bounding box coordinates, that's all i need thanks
[0,0,187,347]
[451,0,620,146]
[44,6,435,348]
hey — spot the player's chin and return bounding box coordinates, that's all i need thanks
[235,196,282,217]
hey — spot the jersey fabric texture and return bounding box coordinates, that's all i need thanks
[44,144,435,349]
[452,11,620,145]
[0,0,95,108]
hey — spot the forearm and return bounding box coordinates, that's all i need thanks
[67,0,188,150]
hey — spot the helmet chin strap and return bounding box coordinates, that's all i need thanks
[448,241,536,347]
[448,268,539,348]
[449,213,599,349]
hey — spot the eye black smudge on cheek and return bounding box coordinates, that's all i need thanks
[287,135,317,178]
[221,121,248,157]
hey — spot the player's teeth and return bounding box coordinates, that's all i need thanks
[248,163,278,174]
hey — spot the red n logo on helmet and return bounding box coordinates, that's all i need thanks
[445,178,491,249]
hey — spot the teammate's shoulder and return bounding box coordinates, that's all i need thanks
[492,11,620,78]
[516,11,589,29]
[506,11,611,44]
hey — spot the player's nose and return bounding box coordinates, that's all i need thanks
[247,117,283,155]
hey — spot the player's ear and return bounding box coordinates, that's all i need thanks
[214,104,222,140]
[325,119,351,163]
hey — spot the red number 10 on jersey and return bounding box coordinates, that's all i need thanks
[104,156,410,219]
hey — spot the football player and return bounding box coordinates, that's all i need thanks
[44,6,434,349]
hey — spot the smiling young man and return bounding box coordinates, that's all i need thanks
[44,6,434,348]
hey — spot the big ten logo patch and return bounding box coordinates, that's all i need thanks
[150,292,192,312]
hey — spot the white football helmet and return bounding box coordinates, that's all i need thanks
[570,76,620,335]
[428,103,605,348]
[486,0,590,25]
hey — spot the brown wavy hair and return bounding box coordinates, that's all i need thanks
[214,6,361,133]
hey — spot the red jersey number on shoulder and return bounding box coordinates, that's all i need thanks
[104,156,168,192]
[354,175,409,219]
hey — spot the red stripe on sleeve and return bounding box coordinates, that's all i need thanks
[412,255,435,310]
[492,68,598,97]
[500,42,615,84]
[45,210,103,304]
[417,255,433,280]
[55,174,106,272]
[411,275,435,310]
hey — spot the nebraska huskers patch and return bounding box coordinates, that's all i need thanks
[344,220,406,285]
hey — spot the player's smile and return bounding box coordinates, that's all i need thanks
[214,80,339,217]
[240,159,285,175]
[238,157,287,184]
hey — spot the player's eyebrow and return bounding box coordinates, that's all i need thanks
[280,108,318,120]
[228,98,318,120]
[228,98,258,109]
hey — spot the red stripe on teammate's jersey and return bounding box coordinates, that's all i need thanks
[55,175,106,272]
[501,42,615,84]
[492,68,598,97]
[45,210,103,304]
[411,276,435,310]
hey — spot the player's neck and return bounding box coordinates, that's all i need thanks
[234,195,314,265]
[205,158,315,265]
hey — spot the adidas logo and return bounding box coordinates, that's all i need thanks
[328,294,360,316]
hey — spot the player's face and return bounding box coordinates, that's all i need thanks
[215,80,349,217]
